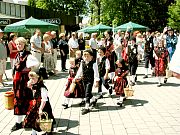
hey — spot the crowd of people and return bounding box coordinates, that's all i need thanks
[0,26,179,134]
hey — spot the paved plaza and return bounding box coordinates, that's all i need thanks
[0,59,180,135]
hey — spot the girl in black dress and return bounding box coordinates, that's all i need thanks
[23,71,55,135]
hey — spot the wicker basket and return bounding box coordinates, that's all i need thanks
[39,112,53,132]
[124,86,134,97]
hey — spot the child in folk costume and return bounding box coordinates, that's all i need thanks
[127,38,138,86]
[97,46,111,99]
[154,39,169,87]
[62,58,85,109]
[113,59,129,107]
[73,49,99,115]
[23,71,55,135]
[75,50,83,68]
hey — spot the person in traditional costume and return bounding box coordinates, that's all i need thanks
[113,59,129,107]
[154,39,169,87]
[11,37,39,132]
[121,30,131,64]
[23,71,55,135]
[75,50,83,68]
[73,50,99,115]
[62,58,85,109]
[97,46,111,99]
[165,27,177,61]
[127,38,138,86]
[143,31,155,78]
[169,36,180,79]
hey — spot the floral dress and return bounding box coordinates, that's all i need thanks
[13,50,33,115]
[114,67,129,96]
[154,47,169,76]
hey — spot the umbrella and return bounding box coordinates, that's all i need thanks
[115,21,148,31]
[4,16,59,33]
[86,24,112,33]
[77,26,92,33]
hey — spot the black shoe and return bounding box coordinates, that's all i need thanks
[117,102,123,107]
[157,83,162,87]
[90,99,97,107]
[11,122,22,132]
[48,72,54,76]
[135,76,137,82]
[108,86,113,95]
[97,95,103,99]
[81,108,90,115]
[164,78,167,83]
[129,81,135,86]
[62,103,68,109]
[79,100,85,106]
[143,75,148,79]
[151,72,155,77]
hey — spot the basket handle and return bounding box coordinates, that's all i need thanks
[40,112,49,120]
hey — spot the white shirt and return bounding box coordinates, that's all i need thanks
[75,61,100,82]
[44,41,52,51]
[97,56,110,70]
[41,87,48,101]
[68,38,79,48]
[89,38,97,49]
[30,35,42,52]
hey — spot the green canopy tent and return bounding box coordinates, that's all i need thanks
[77,26,92,33]
[85,24,112,33]
[115,21,148,31]
[4,16,59,33]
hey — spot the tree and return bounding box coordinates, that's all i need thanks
[88,0,175,31]
[28,0,87,16]
[168,0,180,31]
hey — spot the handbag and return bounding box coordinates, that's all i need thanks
[124,85,134,97]
[38,112,53,132]
[166,69,172,78]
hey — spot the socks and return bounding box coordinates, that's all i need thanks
[17,115,23,124]
[64,98,70,105]
[145,68,148,75]
[132,75,136,83]
[158,77,162,84]
[32,129,37,135]
[85,103,89,109]
[119,96,123,103]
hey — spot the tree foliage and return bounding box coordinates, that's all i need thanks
[168,0,180,31]
[89,0,175,31]
[28,0,87,15]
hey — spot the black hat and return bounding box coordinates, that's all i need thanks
[98,46,106,54]
[83,49,93,56]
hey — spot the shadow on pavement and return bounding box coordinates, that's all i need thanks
[91,98,148,112]
[48,72,69,80]
[163,82,180,87]
[54,118,79,134]
[124,99,149,107]
[137,81,157,85]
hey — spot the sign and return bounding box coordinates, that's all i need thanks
[40,18,61,25]
[0,19,10,25]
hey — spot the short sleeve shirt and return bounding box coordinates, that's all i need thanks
[30,35,42,52]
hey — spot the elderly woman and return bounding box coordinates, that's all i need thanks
[11,37,39,132]
[42,34,56,75]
